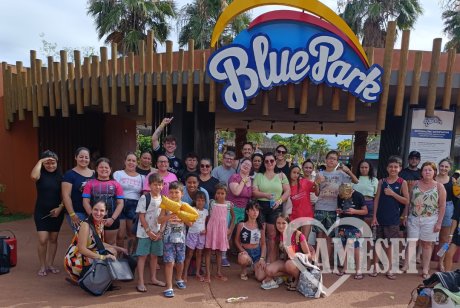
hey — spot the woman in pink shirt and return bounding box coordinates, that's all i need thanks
[143,154,178,197]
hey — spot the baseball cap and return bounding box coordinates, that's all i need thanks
[408,151,421,159]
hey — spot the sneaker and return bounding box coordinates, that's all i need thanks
[222,257,230,267]
[275,277,284,285]
[261,278,279,290]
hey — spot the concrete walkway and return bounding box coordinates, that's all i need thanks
[0,218,454,308]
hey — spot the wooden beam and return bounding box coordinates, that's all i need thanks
[91,55,99,105]
[101,47,110,113]
[166,41,173,113]
[394,30,410,116]
[53,62,61,109]
[21,71,27,118]
[209,47,216,112]
[300,77,308,114]
[347,93,356,122]
[276,86,281,102]
[74,51,83,114]
[410,51,423,105]
[316,83,324,106]
[47,56,54,111]
[146,31,153,123]
[138,40,145,115]
[26,67,32,112]
[2,63,10,129]
[120,57,126,103]
[287,83,295,108]
[332,87,340,110]
[187,39,194,112]
[12,74,19,120]
[199,51,205,102]
[425,38,442,118]
[15,61,23,111]
[363,47,374,107]
[111,43,117,115]
[35,59,43,117]
[68,62,75,105]
[249,97,257,105]
[30,50,37,117]
[60,50,69,117]
[443,48,456,110]
[156,53,162,102]
[41,66,49,113]
[177,49,184,104]
[262,90,269,116]
[128,52,135,105]
[376,21,397,131]
[83,57,90,107]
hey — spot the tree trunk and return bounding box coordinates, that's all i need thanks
[362,19,385,48]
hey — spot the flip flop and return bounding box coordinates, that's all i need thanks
[386,274,396,280]
[354,274,365,280]
[38,270,47,277]
[215,274,228,282]
[47,268,60,274]
[436,267,445,272]
[368,272,378,277]
[422,273,430,279]
[204,277,211,283]
[156,265,160,270]
[336,270,345,277]
[240,274,248,281]
[182,276,188,283]
[164,289,174,297]
[416,259,422,265]
[195,275,204,282]
[149,280,166,287]
[137,285,147,292]
[286,285,297,291]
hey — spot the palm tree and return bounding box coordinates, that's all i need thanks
[311,138,331,165]
[87,0,177,55]
[176,0,252,50]
[442,10,460,52]
[338,0,423,48]
[337,139,352,153]
[247,132,263,146]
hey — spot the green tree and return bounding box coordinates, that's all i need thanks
[442,10,460,52]
[137,134,152,154]
[287,134,313,155]
[176,0,252,50]
[247,132,263,146]
[87,0,177,55]
[39,33,98,65]
[367,134,381,143]
[270,134,285,143]
[338,0,423,48]
[311,138,331,164]
[337,139,352,152]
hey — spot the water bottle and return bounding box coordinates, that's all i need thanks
[372,226,377,241]
[269,194,275,208]
[437,242,450,257]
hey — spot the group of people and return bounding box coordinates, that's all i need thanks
[30,116,460,298]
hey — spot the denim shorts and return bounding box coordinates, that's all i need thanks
[119,199,138,221]
[442,201,454,227]
[243,245,261,265]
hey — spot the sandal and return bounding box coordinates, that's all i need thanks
[386,274,396,280]
[240,274,249,281]
[137,285,147,292]
[368,272,378,277]
[416,259,422,265]
[422,273,430,279]
[149,280,166,287]
[195,275,204,282]
[47,268,60,274]
[182,276,188,283]
[336,270,345,277]
[354,274,365,280]
[285,277,295,286]
[286,285,297,291]
[436,266,445,272]
[204,277,211,283]
[38,270,47,277]
[215,274,228,282]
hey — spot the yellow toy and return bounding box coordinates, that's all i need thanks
[453,179,460,198]
[160,195,199,223]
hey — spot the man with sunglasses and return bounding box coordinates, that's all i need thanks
[177,152,200,185]
[274,145,290,175]
[232,142,254,172]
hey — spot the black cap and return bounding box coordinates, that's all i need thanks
[408,151,421,159]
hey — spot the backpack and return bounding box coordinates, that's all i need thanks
[0,238,11,275]
[294,231,316,263]
[187,257,205,276]
[130,193,152,236]
[209,200,231,227]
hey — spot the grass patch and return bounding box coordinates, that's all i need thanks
[0,213,32,224]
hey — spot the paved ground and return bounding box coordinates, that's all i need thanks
[1,218,456,308]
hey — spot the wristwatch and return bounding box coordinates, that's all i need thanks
[145,228,151,233]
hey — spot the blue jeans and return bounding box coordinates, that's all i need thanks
[66,212,88,233]
[243,246,261,265]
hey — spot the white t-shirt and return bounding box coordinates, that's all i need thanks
[135,194,162,238]
[188,209,208,234]
[114,170,144,200]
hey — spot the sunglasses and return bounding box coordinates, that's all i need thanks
[265,159,275,164]
[200,164,211,168]
[277,150,287,154]
[157,160,169,164]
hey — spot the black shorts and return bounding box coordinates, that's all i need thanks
[104,216,120,230]
[259,200,282,225]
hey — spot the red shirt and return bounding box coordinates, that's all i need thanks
[290,178,315,220]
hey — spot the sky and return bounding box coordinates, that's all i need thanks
[0,0,449,148]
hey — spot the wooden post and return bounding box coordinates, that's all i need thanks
[300,77,308,114]
[410,51,423,105]
[426,38,442,118]
[316,83,324,106]
[352,131,368,172]
[15,61,23,111]
[249,97,257,105]
[83,57,90,107]
[347,93,356,122]
[13,74,24,121]
[156,53,163,102]
[128,52,135,105]
[101,47,110,113]
[11,72,17,115]
[187,39,194,112]
[35,59,43,117]
[53,62,61,109]
[120,57,126,103]
[68,63,75,105]
[74,51,83,114]
[276,87,281,102]
[443,48,456,110]
[91,55,99,105]
[41,67,49,112]
[287,83,295,108]
[30,50,37,117]
[26,67,32,113]
[166,41,173,113]
[364,47,375,107]
[332,87,340,110]
[110,43,118,115]
[394,30,411,116]
[146,31,153,123]
[48,56,55,111]
[199,51,205,102]
[262,90,269,116]
[177,49,184,104]
[60,50,69,117]
[138,40,145,115]
[21,71,27,117]
[1,63,10,129]
[376,21,397,130]
[209,47,216,112]
[6,66,14,123]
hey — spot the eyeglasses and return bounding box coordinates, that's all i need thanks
[157,160,169,164]
[265,159,275,164]
[277,150,287,155]
[200,164,211,168]
[241,163,252,168]
[224,157,234,161]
